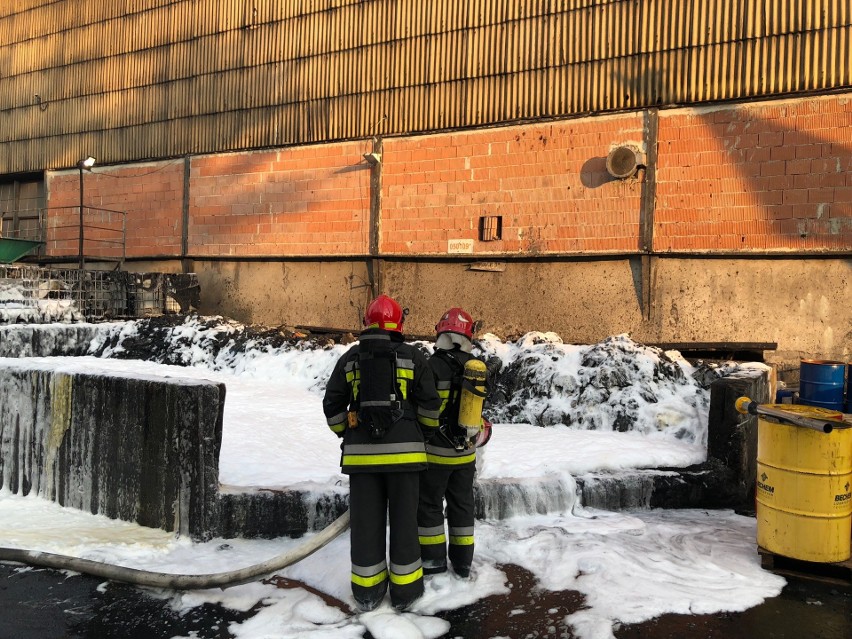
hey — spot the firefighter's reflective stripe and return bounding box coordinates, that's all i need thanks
[425,443,475,465]
[326,411,348,435]
[344,452,427,466]
[389,559,423,585]
[449,526,475,546]
[396,358,415,399]
[342,442,427,467]
[351,560,388,588]
[418,524,446,546]
[344,353,416,401]
[417,405,441,429]
[367,321,400,330]
[344,360,361,400]
[435,379,452,413]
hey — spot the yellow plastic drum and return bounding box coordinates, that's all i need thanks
[756,404,852,563]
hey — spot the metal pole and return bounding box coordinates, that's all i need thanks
[78,165,85,270]
[735,397,847,433]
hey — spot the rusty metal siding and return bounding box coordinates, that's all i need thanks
[0,0,850,174]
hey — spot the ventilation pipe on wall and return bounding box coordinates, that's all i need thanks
[605,145,646,179]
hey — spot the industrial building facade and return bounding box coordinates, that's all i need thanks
[1,0,850,372]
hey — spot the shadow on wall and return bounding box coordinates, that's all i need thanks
[579,157,620,189]
[621,65,852,249]
[692,108,852,248]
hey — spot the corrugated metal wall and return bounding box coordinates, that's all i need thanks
[1,0,850,174]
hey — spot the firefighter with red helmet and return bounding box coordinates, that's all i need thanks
[323,294,442,612]
[418,307,491,579]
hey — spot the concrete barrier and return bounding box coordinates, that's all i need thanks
[0,360,224,541]
[0,325,104,357]
[707,367,771,508]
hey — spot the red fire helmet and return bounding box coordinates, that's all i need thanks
[435,307,474,339]
[364,294,405,332]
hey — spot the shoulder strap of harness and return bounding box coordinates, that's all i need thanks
[433,348,466,433]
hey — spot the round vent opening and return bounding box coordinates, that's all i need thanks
[606,146,645,179]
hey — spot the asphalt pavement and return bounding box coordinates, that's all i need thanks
[1,562,849,639]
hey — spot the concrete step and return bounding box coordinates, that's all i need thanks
[217,460,744,539]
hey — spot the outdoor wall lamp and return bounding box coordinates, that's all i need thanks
[363,152,381,165]
[77,156,96,270]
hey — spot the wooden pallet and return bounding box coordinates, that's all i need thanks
[758,546,852,586]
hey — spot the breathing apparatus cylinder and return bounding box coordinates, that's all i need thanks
[458,358,487,443]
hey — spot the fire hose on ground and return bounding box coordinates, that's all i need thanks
[0,509,349,590]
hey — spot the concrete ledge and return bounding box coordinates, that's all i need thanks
[217,486,349,539]
[0,325,104,358]
[0,360,224,541]
[0,346,771,540]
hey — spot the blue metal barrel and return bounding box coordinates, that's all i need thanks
[799,360,846,412]
[847,363,852,414]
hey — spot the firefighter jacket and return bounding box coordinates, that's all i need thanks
[323,328,441,474]
[426,347,483,467]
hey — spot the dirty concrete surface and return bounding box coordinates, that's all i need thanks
[1,561,849,639]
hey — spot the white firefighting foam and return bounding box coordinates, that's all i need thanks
[0,318,782,639]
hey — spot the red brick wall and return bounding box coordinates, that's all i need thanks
[46,162,184,258]
[381,115,645,255]
[656,97,852,251]
[188,143,370,257]
[43,93,852,261]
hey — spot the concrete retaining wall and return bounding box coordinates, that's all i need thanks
[0,360,224,540]
[189,256,851,377]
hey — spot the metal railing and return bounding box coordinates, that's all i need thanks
[45,206,127,268]
[1,206,127,266]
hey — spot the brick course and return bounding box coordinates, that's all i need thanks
[189,144,370,257]
[382,115,645,255]
[656,96,852,252]
[43,94,852,261]
[46,162,184,259]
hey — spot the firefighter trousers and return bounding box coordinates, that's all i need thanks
[417,463,476,577]
[349,471,424,611]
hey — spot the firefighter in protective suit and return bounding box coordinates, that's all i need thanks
[418,307,492,579]
[323,295,442,612]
